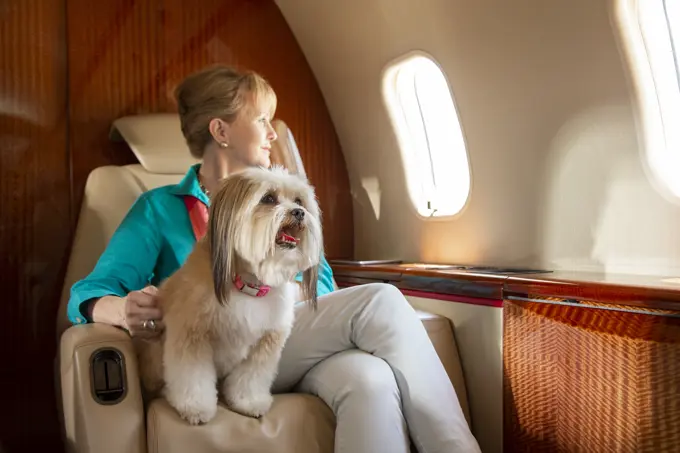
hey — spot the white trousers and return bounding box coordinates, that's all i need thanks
[272,283,481,453]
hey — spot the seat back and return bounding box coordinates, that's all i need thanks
[57,114,305,337]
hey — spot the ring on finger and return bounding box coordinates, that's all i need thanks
[142,319,157,332]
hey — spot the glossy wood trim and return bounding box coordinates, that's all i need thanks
[332,264,506,302]
[504,272,680,310]
[398,275,504,300]
[336,282,503,307]
[331,262,510,283]
[331,263,680,310]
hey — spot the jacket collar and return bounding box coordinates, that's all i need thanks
[170,163,210,206]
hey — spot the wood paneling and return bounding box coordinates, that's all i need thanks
[1,1,351,451]
[503,299,680,452]
[0,1,69,451]
[66,0,353,258]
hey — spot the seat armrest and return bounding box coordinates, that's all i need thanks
[59,324,147,453]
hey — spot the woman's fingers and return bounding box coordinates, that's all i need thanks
[128,317,165,337]
[129,287,161,308]
[129,306,163,321]
[124,286,164,337]
[140,285,159,296]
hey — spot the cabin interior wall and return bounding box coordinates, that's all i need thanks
[0,1,350,451]
[277,0,680,275]
[0,1,69,451]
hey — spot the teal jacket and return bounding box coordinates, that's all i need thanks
[67,164,336,325]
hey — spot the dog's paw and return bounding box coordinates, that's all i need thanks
[226,391,273,418]
[177,402,218,425]
[165,390,218,425]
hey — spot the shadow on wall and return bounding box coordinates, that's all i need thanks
[540,103,680,275]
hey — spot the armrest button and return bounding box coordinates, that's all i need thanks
[90,348,127,404]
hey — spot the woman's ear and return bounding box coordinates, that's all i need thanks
[209,118,231,147]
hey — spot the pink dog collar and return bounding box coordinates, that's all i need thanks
[233,275,271,297]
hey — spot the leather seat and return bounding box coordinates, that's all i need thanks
[55,114,472,453]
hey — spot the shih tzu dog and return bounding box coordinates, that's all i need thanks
[136,165,323,425]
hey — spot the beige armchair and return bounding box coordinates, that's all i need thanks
[55,114,471,453]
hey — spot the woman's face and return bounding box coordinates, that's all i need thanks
[223,95,278,169]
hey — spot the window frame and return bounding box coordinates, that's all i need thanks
[614,0,680,201]
[381,50,472,220]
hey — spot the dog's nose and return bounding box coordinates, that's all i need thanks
[291,208,305,221]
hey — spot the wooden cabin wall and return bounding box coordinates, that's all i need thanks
[0,2,70,451]
[0,1,351,450]
[67,0,353,259]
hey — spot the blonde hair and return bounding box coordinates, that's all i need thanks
[174,65,277,158]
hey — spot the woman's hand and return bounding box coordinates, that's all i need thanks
[123,285,165,337]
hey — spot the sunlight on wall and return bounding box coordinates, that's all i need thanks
[541,102,680,276]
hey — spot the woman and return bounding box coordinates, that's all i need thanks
[67,65,480,453]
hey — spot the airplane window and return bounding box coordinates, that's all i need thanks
[632,0,680,197]
[382,52,471,218]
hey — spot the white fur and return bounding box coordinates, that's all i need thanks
[135,166,323,424]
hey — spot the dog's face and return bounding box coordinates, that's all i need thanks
[208,165,323,308]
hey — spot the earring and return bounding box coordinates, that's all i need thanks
[219,142,229,148]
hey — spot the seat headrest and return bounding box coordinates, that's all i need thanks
[110,114,306,178]
[110,113,200,174]
[270,119,307,180]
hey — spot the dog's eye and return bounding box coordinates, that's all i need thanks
[294,197,303,205]
[261,193,277,205]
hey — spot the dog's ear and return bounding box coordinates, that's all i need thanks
[302,245,324,311]
[302,264,319,311]
[301,185,323,311]
[208,173,255,306]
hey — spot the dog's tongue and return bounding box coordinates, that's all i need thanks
[278,232,300,243]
